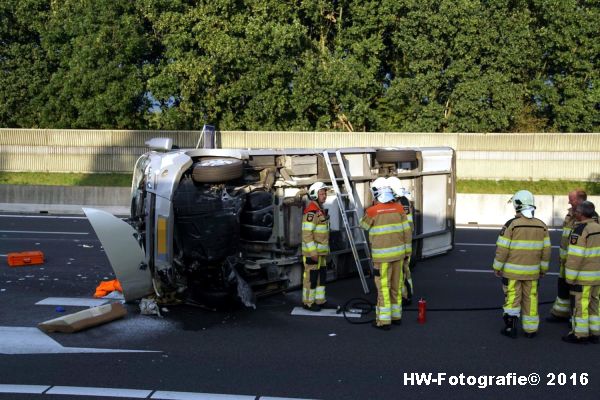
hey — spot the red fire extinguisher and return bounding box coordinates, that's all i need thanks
[417,298,427,324]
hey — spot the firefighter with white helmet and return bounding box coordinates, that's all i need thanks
[360,179,412,330]
[387,176,414,304]
[301,181,331,311]
[493,190,551,338]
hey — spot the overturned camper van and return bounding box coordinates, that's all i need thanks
[85,139,455,306]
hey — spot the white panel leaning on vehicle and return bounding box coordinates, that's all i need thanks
[85,138,456,308]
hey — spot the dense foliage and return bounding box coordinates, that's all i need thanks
[1,0,598,132]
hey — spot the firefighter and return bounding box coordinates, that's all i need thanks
[548,189,591,322]
[301,182,330,311]
[493,190,551,338]
[360,180,412,330]
[387,176,414,305]
[562,201,600,344]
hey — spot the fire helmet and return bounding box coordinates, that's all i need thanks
[308,181,329,200]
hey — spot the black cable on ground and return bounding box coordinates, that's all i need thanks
[339,297,556,324]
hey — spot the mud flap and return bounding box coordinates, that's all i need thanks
[224,257,256,309]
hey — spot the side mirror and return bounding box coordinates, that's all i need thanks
[145,137,173,151]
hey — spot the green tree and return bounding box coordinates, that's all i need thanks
[36,0,158,129]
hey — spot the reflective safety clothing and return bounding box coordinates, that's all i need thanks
[361,202,410,326]
[494,214,550,334]
[301,201,330,306]
[564,219,600,339]
[493,215,551,280]
[502,278,539,333]
[302,256,328,306]
[551,209,577,318]
[301,201,330,257]
[373,261,404,325]
[398,196,414,301]
[360,202,412,263]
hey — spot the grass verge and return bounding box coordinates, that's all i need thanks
[458,180,600,195]
[0,172,131,187]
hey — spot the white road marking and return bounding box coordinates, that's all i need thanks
[291,307,360,318]
[152,391,254,400]
[0,385,49,394]
[47,386,152,398]
[0,327,158,354]
[0,385,315,400]
[455,268,558,276]
[0,214,88,219]
[36,297,109,307]
[0,229,89,235]
[456,242,560,249]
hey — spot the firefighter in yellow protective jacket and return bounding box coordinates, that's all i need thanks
[493,190,551,338]
[360,180,412,330]
[548,189,591,322]
[387,177,414,305]
[562,201,600,344]
[301,182,330,311]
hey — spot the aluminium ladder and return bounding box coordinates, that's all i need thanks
[322,150,373,294]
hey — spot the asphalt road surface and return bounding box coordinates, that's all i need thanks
[0,214,599,400]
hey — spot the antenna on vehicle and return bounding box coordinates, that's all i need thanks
[195,124,216,149]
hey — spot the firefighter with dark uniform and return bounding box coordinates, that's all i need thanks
[562,201,600,344]
[360,180,412,330]
[548,189,598,322]
[301,182,330,311]
[387,176,414,305]
[493,190,551,338]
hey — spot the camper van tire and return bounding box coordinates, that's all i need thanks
[375,149,417,163]
[192,158,244,183]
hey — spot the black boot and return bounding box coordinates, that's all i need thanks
[501,315,518,339]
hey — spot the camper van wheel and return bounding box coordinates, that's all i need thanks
[192,158,244,183]
[375,149,417,163]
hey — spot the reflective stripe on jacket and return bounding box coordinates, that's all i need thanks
[565,219,600,286]
[360,202,412,263]
[493,215,551,280]
[302,201,330,256]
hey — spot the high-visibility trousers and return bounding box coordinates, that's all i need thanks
[569,285,600,339]
[502,278,539,333]
[401,258,413,300]
[374,260,404,326]
[302,256,327,306]
[550,262,571,318]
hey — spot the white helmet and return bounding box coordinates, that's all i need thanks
[308,181,329,200]
[386,176,411,199]
[510,190,536,218]
[371,178,394,203]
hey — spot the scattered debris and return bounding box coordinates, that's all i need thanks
[55,306,65,313]
[38,303,127,333]
[7,251,45,267]
[94,279,122,298]
[139,298,161,317]
[82,244,94,248]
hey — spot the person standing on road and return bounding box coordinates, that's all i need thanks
[562,201,600,344]
[387,176,414,305]
[301,182,330,311]
[360,180,412,330]
[548,189,597,322]
[493,190,551,338]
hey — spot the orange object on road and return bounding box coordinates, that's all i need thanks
[94,279,123,298]
[7,251,45,267]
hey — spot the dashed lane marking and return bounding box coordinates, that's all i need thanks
[0,385,315,400]
[0,229,89,235]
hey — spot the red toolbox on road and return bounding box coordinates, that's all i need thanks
[7,251,45,267]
